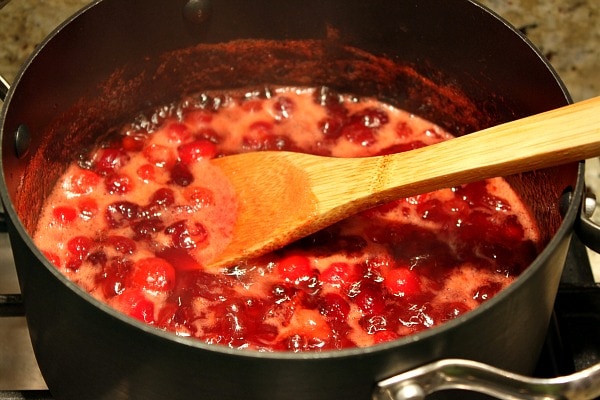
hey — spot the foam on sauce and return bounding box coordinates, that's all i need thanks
[34,87,540,351]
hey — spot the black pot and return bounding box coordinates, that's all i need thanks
[0,0,594,399]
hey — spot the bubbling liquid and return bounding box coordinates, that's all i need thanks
[34,87,540,351]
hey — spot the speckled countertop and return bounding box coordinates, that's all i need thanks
[0,0,599,276]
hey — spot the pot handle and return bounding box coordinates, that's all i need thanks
[575,191,600,254]
[373,359,600,400]
[0,74,8,102]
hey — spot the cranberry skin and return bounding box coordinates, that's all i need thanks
[352,107,389,129]
[272,96,295,120]
[184,109,214,125]
[131,257,177,292]
[143,143,177,169]
[165,122,192,144]
[183,186,215,206]
[87,250,108,266]
[353,283,385,315]
[105,201,140,228]
[43,251,61,267]
[384,267,420,297]
[165,220,208,249]
[178,139,217,164]
[122,134,146,152]
[117,289,155,323]
[156,247,202,271]
[319,293,350,324]
[341,122,377,147]
[99,257,133,298]
[165,221,194,249]
[132,218,165,240]
[66,169,101,194]
[373,330,399,344]
[473,282,503,303]
[52,206,77,224]
[94,148,129,175]
[67,236,93,260]
[105,235,136,254]
[277,254,313,284]
[137,163,156,182]
[320,262,360,288]
[341,107,389,147]
[170,162,194,187]
[78,198,99,221]
[105,173,134,195]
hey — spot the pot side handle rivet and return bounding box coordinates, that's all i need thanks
[14,124,31,159]
[183,0,212,24]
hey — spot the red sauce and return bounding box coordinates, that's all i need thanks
[34,87,540,351]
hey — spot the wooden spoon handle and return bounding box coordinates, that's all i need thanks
[363,95,600,204]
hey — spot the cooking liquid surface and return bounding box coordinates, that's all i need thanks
[34,87,540,351]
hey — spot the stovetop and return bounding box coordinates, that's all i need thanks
[1,226,600,399]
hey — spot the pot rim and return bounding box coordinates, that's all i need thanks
[0,0,581,362]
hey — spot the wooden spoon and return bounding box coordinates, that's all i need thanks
[207,96,600,270]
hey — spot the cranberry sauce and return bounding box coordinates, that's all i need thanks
[34,87,540,351]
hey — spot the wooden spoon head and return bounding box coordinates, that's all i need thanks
[206,152,320,269]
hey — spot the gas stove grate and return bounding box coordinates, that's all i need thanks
[0,294,24,317]
[0,391,53,400]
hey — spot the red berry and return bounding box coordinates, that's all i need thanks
[42,251,61,267]
[105,201,140,228]
[178,139,217,164]
[156,247,202,271]
[319,293,350,323]
[77,198,99,221]
[165,122,192,143]
[117,289,155,323]
[122,134,146,152]
[170,162,194,187]
[52,206,77,224]
[143,143,176,168]
[183,186,215,206]
[165,221,194,249]
[272,96,295,120]
[94,148,129,175]
[341,122,377,147]
[372,330,399,344]
[106,235,136,254]
[67,236,93,260]
[320,262,360,287]
[105,173,134,195]
[241,99,263,113]
[384,267,420,297]
[277,254,313,284]
[395,121,414,138]
[136,163,156,182]
[65,169,101,195]
[149,188,176,209]
[131,257,176,292]
[132,218,165,240]
[354,284,385,315]
[184,109,213,125]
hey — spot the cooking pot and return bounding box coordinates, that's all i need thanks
[1,1,600,399]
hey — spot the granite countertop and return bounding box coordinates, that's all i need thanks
[0,0,599,275]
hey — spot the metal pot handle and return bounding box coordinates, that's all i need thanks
[576,191,600,254]
[0,74,8,102]
[373,359,600,400]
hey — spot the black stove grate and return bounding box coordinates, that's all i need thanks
[0,236,598,399]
